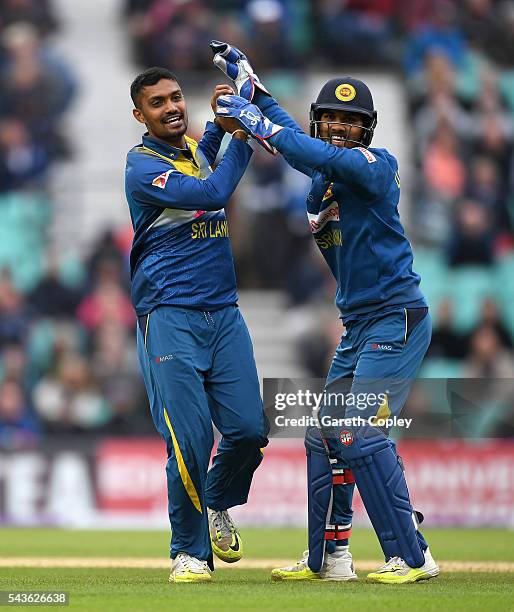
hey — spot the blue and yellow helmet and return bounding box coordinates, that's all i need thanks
[310,76,377,147]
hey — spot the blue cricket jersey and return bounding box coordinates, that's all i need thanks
[255,93,427,322]
[125,122,252,315]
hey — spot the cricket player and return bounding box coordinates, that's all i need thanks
[125,67,269,583]
[211,43,440,585]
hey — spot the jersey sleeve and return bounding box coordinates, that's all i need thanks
[197,120,225,165]
[127,138,252,211]
[270,128,394,200]
[253,91,314,178]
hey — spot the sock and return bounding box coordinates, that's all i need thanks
[329,544,349,558]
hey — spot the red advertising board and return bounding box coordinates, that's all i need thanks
[96,439,167,512]
[94,438,514,527]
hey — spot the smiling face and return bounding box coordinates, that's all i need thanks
[132,78,188,147]
[317,109,365,148]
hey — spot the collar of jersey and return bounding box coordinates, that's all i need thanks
[142,133,192,163]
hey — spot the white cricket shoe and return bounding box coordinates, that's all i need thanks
[271,548,357,581]
[169,553,212,583]
[322,546,358,581]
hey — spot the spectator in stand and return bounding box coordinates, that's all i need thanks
[447,198,495,266]
[26,319,85,396]
[465,297,514,350]
[315,0,396,66]
[0,341,30,392]
[0,22,76,109]
[33,350,111,432]
[89,322,149,433]
[0,116,50,192]
[125,0,212,69]
[398,0,441,33]
[0,0,58,38]
[404,0,467,77]
[470,0,514,67]
[415,120,467,244]
[0,22,76,159]
[459,323,514,437]
[468,88,514,233]
[466,155,509,232]
[412,53,470,150]
[245,0,296,70]
[76,260,134,332]
[0,270,30,348]
[427,298,468,359]
[85,229,129,292]
[463,323,514,377]
[423,120,466,202]
[0,378,39,449]
[471,109,513,168]
[29,256,82,319]
[296,314,345,378]
[458,0,496,55]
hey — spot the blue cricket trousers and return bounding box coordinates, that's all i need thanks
[308,306,432,551]
[136,304,269,563]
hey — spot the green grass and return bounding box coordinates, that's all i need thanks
[0,568,513,612]
[1,527,513,561]
[1,528,513,611]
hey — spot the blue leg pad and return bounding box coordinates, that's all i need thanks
[332,430,425,568]
[305,427,332,573]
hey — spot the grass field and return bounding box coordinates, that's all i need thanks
[1,528,513,611]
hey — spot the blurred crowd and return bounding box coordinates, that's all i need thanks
[0,1,152,449]
[1,0,514,449]
[0,1,76,193]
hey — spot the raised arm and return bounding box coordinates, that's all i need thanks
[197,83,241,165]
[210,42,313,175]
[197,120,225,166]
[216,95,395,200]
[269,128,393,199]
[127,138,252,211]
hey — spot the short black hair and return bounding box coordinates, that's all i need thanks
[130,67,180,108]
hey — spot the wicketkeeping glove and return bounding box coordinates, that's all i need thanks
[216,95,283,155]
[210,40,270,101]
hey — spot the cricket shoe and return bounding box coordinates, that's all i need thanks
[366,547,439,584]
[169,553,212,583]
[208,508,243,563]
[271,548,358,581]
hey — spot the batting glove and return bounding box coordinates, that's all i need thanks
[210,40,270,101]
[216,94,283,155]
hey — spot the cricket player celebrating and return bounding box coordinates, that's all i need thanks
[210,43,440,584]
[125,67,269,583]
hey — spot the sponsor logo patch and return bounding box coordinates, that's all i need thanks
[152,169,173,189]
[307,202,340,233]
[335,83,356,102]
[340,430,353,446]
[155,354,174,363]
[355,147,376,163]
[371,343,392,351]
